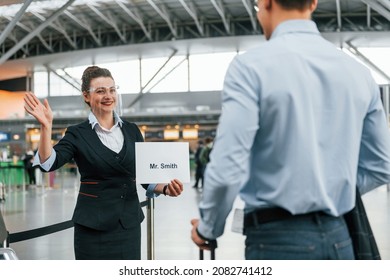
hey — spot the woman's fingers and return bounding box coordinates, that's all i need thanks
[167,179,184,197]
[174,179,184,191]
[43,98,52,111]
[24,92,53,126]
[24,92,42,113]
[24,92,36,109]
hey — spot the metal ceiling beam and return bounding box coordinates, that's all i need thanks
[45,64,81,92]
[1,0,390,62]
[367,5,371,27]
[242,0,258,31]
[146,0,178,38]
[61,68,82,88]
[37,34,54,53]
[53,19,78,49]
[179,0,204,36]
[335,0,342,30]
[3,15,54,52]
[209,23,227,36]
[184,26,201,38]
[210,0,231,34]
[128,48,178,108]
[87,3,126,43]
[114,0,152,41]
[64,10,102,46]
[144,56,187,93]
[361,0,390,21]
[0,0,76,65]
[0,0,34,45]
[6,33,29,57]
[378,0,390,10]
[31,11,77,49]
[141,49,178,93]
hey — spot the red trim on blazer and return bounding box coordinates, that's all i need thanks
[79,192,98,198]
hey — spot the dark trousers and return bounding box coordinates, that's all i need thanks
[244,210,355,260]
[193,163,204,188]
[26,167,36,185]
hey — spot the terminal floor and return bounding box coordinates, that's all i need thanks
[1,173,389,260]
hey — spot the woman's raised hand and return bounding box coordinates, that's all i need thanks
[24,92,53,128]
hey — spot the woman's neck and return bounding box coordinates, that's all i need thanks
[95,111,114,130]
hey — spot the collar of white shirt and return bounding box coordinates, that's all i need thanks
[88,111,123,130]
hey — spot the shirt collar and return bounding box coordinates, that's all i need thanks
[88,111,123,129]
[270,19,319,40]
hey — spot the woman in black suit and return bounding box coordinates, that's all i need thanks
[24,66,183,260]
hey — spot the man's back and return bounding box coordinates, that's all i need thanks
[192,0,390,260]
[213,20,390,216]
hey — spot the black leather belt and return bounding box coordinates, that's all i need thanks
[244,207,327,228]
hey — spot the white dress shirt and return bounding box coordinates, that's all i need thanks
[198,20,390,240]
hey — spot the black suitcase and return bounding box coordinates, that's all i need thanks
[199,240,217,260]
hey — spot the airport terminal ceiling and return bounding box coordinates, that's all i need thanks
[0,0,390,127]
[0,0,390,79]
[0,0,390,145]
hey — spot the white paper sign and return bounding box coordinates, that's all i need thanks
[135,142,190,184]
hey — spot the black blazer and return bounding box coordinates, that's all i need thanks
[46,120,146,231]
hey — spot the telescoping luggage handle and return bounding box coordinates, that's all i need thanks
[199,240,217,260]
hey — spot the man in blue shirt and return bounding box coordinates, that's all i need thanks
[191,0,390,259]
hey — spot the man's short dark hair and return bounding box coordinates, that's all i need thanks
[275,0,314,10]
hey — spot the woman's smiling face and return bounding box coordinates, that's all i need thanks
[83,76,117,116]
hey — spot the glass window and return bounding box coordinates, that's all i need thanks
[189,52,237,91]
[33,71,48,98]
[99,60,141,94]
[141,56,188,93]
[49,73,80,96]
[33,51,243,96]
[358,48,390,85]
[343,47,390,85]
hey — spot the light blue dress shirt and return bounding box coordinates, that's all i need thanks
[198,20,390,240]
[33,111,157,197]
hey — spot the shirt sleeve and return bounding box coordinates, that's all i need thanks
[356,81,390,194]
[145,184,160,198]
[32,148,57,172]
[198,57,260,239]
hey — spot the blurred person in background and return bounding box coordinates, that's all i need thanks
[22,149,36,186]
[192,139,205,189]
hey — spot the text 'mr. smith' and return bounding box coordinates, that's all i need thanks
[150,163,178,169]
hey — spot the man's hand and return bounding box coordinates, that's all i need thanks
[191,219,213,250]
